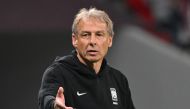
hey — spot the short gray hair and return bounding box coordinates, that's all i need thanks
[72,8,114,37]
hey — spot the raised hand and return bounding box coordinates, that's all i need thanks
[54,87,73,109]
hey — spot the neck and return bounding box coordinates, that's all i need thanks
[77,54,103,74]
[87,60,102,74]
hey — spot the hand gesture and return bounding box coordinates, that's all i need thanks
[54,87,73,109]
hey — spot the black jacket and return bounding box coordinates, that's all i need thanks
[38,51,135,109]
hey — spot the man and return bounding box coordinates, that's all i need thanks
[38,8,135,109]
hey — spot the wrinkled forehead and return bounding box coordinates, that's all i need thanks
[77,18,107,32]
[76,17,107,31]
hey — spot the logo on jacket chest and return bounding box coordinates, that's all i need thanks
[77,91,87,96]
[110,88,118,105]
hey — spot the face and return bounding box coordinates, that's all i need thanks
[72,18,113,64]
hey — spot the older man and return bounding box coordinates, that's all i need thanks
[38,8,135,109]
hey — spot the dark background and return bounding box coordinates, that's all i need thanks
[0,32,72,109]
[0,1,120,109]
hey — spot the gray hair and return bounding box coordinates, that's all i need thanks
[72,8,114,37]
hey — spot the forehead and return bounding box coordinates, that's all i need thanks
[77,18,107,31]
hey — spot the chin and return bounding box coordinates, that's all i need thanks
[86,57,100,63]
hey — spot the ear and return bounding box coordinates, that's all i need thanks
[72,33,78,48]
[108,36,113,47]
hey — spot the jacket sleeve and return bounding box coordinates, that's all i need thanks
[38,64,64,109]
[122,75,135,109]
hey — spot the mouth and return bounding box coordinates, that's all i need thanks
[87,50,98,55]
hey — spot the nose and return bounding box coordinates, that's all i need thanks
[89,34,97,46]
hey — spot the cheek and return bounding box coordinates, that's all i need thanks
[77,41,87,50]
[100,42,110,52]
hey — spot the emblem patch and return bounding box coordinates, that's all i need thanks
[110,88,118,105]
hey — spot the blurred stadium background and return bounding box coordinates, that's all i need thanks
[1,0,190,109]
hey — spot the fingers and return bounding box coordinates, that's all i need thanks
[65,107,74,109]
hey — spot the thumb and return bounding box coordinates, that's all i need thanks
[55,87,74,109]
[57,87,64,98]
[55,87,66,108]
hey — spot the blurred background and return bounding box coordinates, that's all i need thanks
[1,0,190,109]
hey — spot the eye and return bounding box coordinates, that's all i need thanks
[97,33,103,36]
[96,32,105,38]
[80,33,90,39]
[81,33,88,36]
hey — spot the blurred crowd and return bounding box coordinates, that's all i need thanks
[125,0,190,50]
[100,0,190,50]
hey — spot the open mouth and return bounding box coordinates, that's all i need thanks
[87,50,98,55]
